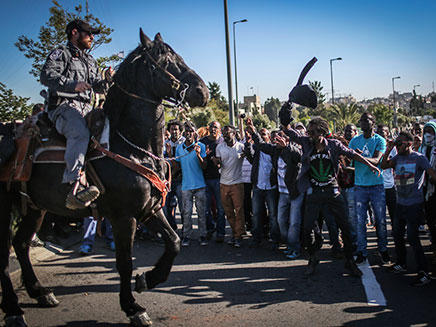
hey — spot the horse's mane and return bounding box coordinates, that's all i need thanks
[103,45,145,128]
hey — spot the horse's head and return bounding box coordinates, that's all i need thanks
[113,29,209,109]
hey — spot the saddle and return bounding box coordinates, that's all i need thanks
[0,110,109,184]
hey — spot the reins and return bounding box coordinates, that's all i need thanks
[91,137,171,210]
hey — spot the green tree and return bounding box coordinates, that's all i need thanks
[15,0,114,79]
[207,82,228,111]
[252,113,272,130]
[329,102,361,132]
[366,103,394,127]
[189,107,216,129]
[0,82,33,122]
[309,80,326,105]
[263,97,281,125]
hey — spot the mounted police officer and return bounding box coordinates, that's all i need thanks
[40,19,114,210]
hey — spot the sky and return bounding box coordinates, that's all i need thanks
[1,0,435,105]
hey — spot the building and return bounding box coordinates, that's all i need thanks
[242,94,262,115]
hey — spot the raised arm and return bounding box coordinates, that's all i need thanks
[353,153,381,176]
[380,140,396,170]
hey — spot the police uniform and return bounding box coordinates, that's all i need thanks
[40,41,110,184]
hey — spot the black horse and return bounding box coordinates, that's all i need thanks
[0,29,209,327]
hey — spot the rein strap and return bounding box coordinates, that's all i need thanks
[91,138,171,207]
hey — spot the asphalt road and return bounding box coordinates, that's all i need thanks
[7,223,436,327]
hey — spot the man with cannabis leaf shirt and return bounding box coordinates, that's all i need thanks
[280,112,381,276]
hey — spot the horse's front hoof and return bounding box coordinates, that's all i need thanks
[4,315,28,327]
[135,272,147,293]
[129,311,152,326]
[37,292,59,307]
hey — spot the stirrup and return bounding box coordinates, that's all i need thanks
[66,180,100,210]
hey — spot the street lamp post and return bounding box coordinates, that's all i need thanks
[330,57,342,104]
[392,76,401,127]
[223,0,235,126]
[233,19,247,121]
[413,84,420,93]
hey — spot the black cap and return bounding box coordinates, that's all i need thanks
[66,19,100,36]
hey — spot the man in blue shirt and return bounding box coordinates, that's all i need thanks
[349,112,390,265]
[381,131,436,286]
[175,122,208,247]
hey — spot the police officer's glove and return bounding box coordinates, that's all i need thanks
[279,101,294,126]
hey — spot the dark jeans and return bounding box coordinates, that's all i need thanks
[163,179,183,230]
[252,187,279,243]
[205,178,226,237]
[317,209,341,249]
[394,203,428,272]
[243,183,253,231]
[424,192,436,248]
[304,186,354,260]
[385,187,397,231]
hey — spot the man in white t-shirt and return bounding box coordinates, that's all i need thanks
[214,125,245,247]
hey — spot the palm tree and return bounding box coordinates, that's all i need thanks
[330,102,361,132]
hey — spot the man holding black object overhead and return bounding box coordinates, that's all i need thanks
[278,57,380,276]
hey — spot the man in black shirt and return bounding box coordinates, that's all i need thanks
[282,117,380,277]
[200,121,226,242]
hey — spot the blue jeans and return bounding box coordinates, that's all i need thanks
[181,187,207,238]
[82,217,113,247]
[252,187,279,243]
[205,178,226,237]
[355,185,387,257]
[394,203,428,272]
[163,179,183,230]
[343,187,357,249]
[277,193,303,251]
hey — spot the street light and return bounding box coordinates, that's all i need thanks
[392,76,401,127]
[233,19,247,120]
[413,84,421,93]
[330,57,342,104]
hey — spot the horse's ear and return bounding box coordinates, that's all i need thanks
[139,28,152,47]
[154,33,163,43]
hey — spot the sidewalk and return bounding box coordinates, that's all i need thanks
[9,227,83,276]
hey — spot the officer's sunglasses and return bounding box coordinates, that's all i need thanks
[79,29,93,36]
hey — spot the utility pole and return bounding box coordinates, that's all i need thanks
[233,19,247,122]
[223,0,235,126]
[392,76,400,127]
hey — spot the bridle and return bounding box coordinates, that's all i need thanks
[113,44,192,113]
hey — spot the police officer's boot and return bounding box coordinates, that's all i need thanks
[66,180,100,210]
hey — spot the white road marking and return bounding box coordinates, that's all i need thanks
[359,260,387,306]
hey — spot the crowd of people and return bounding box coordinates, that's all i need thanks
[18,17,436,288]
[162,113,436,286]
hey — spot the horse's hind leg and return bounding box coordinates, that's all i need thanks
[110,216,152,326]
[12,209,59,307]
[135,209,180,292]
[0,185,28,326]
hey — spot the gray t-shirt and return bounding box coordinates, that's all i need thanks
[391,151,431,205]
[216,141,244,185]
